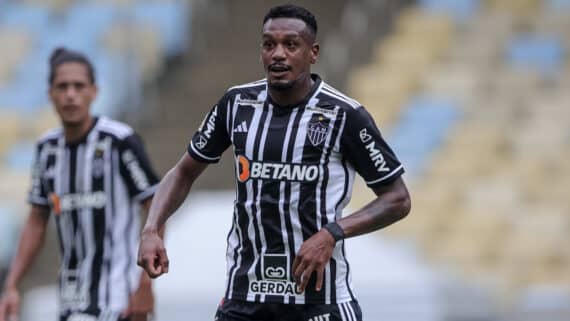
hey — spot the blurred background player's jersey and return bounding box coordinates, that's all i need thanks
[28,117,159,316]
[188,76,404,304]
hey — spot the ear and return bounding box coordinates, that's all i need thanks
[310,42,320,64]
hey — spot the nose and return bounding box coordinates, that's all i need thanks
[65,86,78,102]
[272,44,286,61]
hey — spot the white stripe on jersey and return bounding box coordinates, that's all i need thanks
[97,117,133,139]
[278,107,298,304]
[366,164,404,184]
[322,84,361,108]
[226,207,244,299]
[255,102,273,303]
[244,90,266,302]
[228,79,267,91]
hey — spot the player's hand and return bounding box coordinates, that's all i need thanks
[0,287,20,321]
[137,228,169,278]
[292,229,336,293]
[121,275,154,321]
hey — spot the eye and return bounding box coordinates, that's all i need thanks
[262,41,274,50]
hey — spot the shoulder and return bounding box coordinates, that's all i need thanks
[96,117,135,140]
[37,127,62,145]
[317,81,362,111]
[225,78,267,101]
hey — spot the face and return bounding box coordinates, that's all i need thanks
[49,62,97,127]
[261,18,319,90]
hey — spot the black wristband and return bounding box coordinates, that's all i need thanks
[323,222,345,242]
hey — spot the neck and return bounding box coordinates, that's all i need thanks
[63,116,95,144]
[269,74,314,107]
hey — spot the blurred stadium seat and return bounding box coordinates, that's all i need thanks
[348,0,570,317]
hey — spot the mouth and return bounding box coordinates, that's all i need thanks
[62,104,80,110]
[268,64,291,77]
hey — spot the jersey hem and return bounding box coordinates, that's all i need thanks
[366,165,405,188]
[226,293,357,305]
[187,142,221,163]
[27,196,49,207]
[134,183,159,202]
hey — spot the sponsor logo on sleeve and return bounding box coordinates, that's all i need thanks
[359,128,372,143]
[122,150,150,190]
[195,135,208,149]
[365,142,390,172]
[202,105,218,139]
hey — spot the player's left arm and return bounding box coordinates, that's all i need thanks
[293,105,411,292]
[293,178,410,292]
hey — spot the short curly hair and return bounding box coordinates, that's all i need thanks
[263,4,317,38]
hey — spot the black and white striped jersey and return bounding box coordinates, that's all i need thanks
[28,117,159,316]
[188,74,404,305]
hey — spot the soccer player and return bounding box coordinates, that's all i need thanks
[0,48,159,321]
[138,4,411,321]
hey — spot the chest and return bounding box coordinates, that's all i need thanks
[230,104,342,164]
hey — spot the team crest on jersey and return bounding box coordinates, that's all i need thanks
[307,118,329,146]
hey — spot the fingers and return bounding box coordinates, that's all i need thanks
[138,254,162,278]
[1,302,18,321]
[158,248,169,274]
[1,296,19,321]
[315,267,324,292]
[137,237,169,279]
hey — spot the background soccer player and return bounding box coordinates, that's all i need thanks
[0,48,159,321]
[138,4,410,321]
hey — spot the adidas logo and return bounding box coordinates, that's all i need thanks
[233,121,248,133]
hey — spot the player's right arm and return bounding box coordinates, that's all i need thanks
[137,153,208,278]
[0,205,50,321]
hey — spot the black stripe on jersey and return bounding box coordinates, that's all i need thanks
[224,209,242,299]
[88,133,106,313]
[284,110,304,251]
[260,106,291,304]
[342,242,355,301]
[318,110,344,302]
[283,109,304,278]
[68,145,80,271]
[44,146,64,253]
[231,104,258,301]
[299,113,331,303]
[105,149,118,306]
[232,105,255,154]
[251,103,270,302]
[260,107,290,253]
[124,206,134,299]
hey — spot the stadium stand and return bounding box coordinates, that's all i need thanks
[348,0,570,319]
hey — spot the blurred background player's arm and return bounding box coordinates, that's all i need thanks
[137,153,208,278]
[0,205,50,321]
